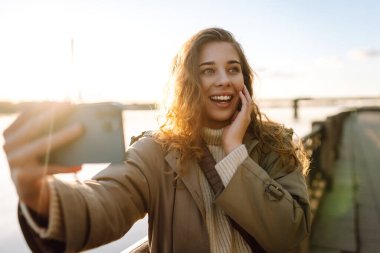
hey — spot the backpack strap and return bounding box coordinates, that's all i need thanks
[198,144,225,195]
[129,130,153,146]
[198,142,267,253]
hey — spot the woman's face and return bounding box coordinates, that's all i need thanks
[199,42,245,129]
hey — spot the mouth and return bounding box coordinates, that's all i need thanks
[209,95,233,103]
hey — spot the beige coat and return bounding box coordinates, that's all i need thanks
[19,131,311,253]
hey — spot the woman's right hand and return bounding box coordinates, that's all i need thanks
[2,102,84,217]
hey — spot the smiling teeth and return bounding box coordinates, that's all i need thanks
[210,95,232,101]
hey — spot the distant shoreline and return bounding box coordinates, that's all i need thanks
[1,96,379,114]
[0,101,158,114]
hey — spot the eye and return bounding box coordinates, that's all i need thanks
[201,68,215,75]
[228,66,241,74]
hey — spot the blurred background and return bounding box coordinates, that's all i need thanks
[0,0,379,252]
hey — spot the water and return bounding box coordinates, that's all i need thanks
[0,106,349,252]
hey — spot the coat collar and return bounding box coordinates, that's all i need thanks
[165,151,206,218]
[164,131,259,218]
[243,130,259,154]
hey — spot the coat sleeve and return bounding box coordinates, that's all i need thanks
[18,137,158,253]
[18,203,66,253]
[214,149,311,253]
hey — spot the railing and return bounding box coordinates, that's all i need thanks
[121,236,149,253]
[295,108,367,252]
[301,123,326,224]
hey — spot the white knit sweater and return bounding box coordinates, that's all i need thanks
[200,127,251,253]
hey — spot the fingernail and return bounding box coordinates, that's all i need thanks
[71,165,82,171]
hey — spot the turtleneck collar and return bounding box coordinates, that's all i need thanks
[202,127,224,145]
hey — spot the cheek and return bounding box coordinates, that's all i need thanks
[234,80,245,91]
[200,77,211,91]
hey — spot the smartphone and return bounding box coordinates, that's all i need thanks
[48,102,125,166]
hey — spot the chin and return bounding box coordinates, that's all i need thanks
[206,114,234,128]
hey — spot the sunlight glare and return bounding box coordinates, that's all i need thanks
[0,2,167,103]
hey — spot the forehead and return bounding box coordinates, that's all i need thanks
[199,42,240,63]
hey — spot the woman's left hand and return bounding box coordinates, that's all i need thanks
[222,85,254,154]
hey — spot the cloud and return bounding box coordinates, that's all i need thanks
[255,67,295,79]
[347,48,380,61]
[266,71,295,79]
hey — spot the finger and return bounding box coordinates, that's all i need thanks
[7,123,84,167]
[239,90,248,111]
[238,89,253,122]
[3,107,37,137]
[10,164,82,189]
[243,86,254,110]
[4,103,73,153]
[14,165,82,180]
[4,102,68,136]
[243,85,250,94]
[44,164,82,175]
[243,86,253,102]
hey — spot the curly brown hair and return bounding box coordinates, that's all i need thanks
[155,27,309,175]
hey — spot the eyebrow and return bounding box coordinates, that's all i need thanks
[199,60,241,67]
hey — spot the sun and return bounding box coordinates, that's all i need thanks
[0,2,170,104]
[0,27,78,102]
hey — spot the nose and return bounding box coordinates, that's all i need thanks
[215,70,231,87]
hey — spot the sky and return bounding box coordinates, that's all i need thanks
[0,0,379,103]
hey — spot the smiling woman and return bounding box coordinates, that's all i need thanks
[2,27,311,253]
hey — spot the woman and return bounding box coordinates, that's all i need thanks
[3,27,311,253]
